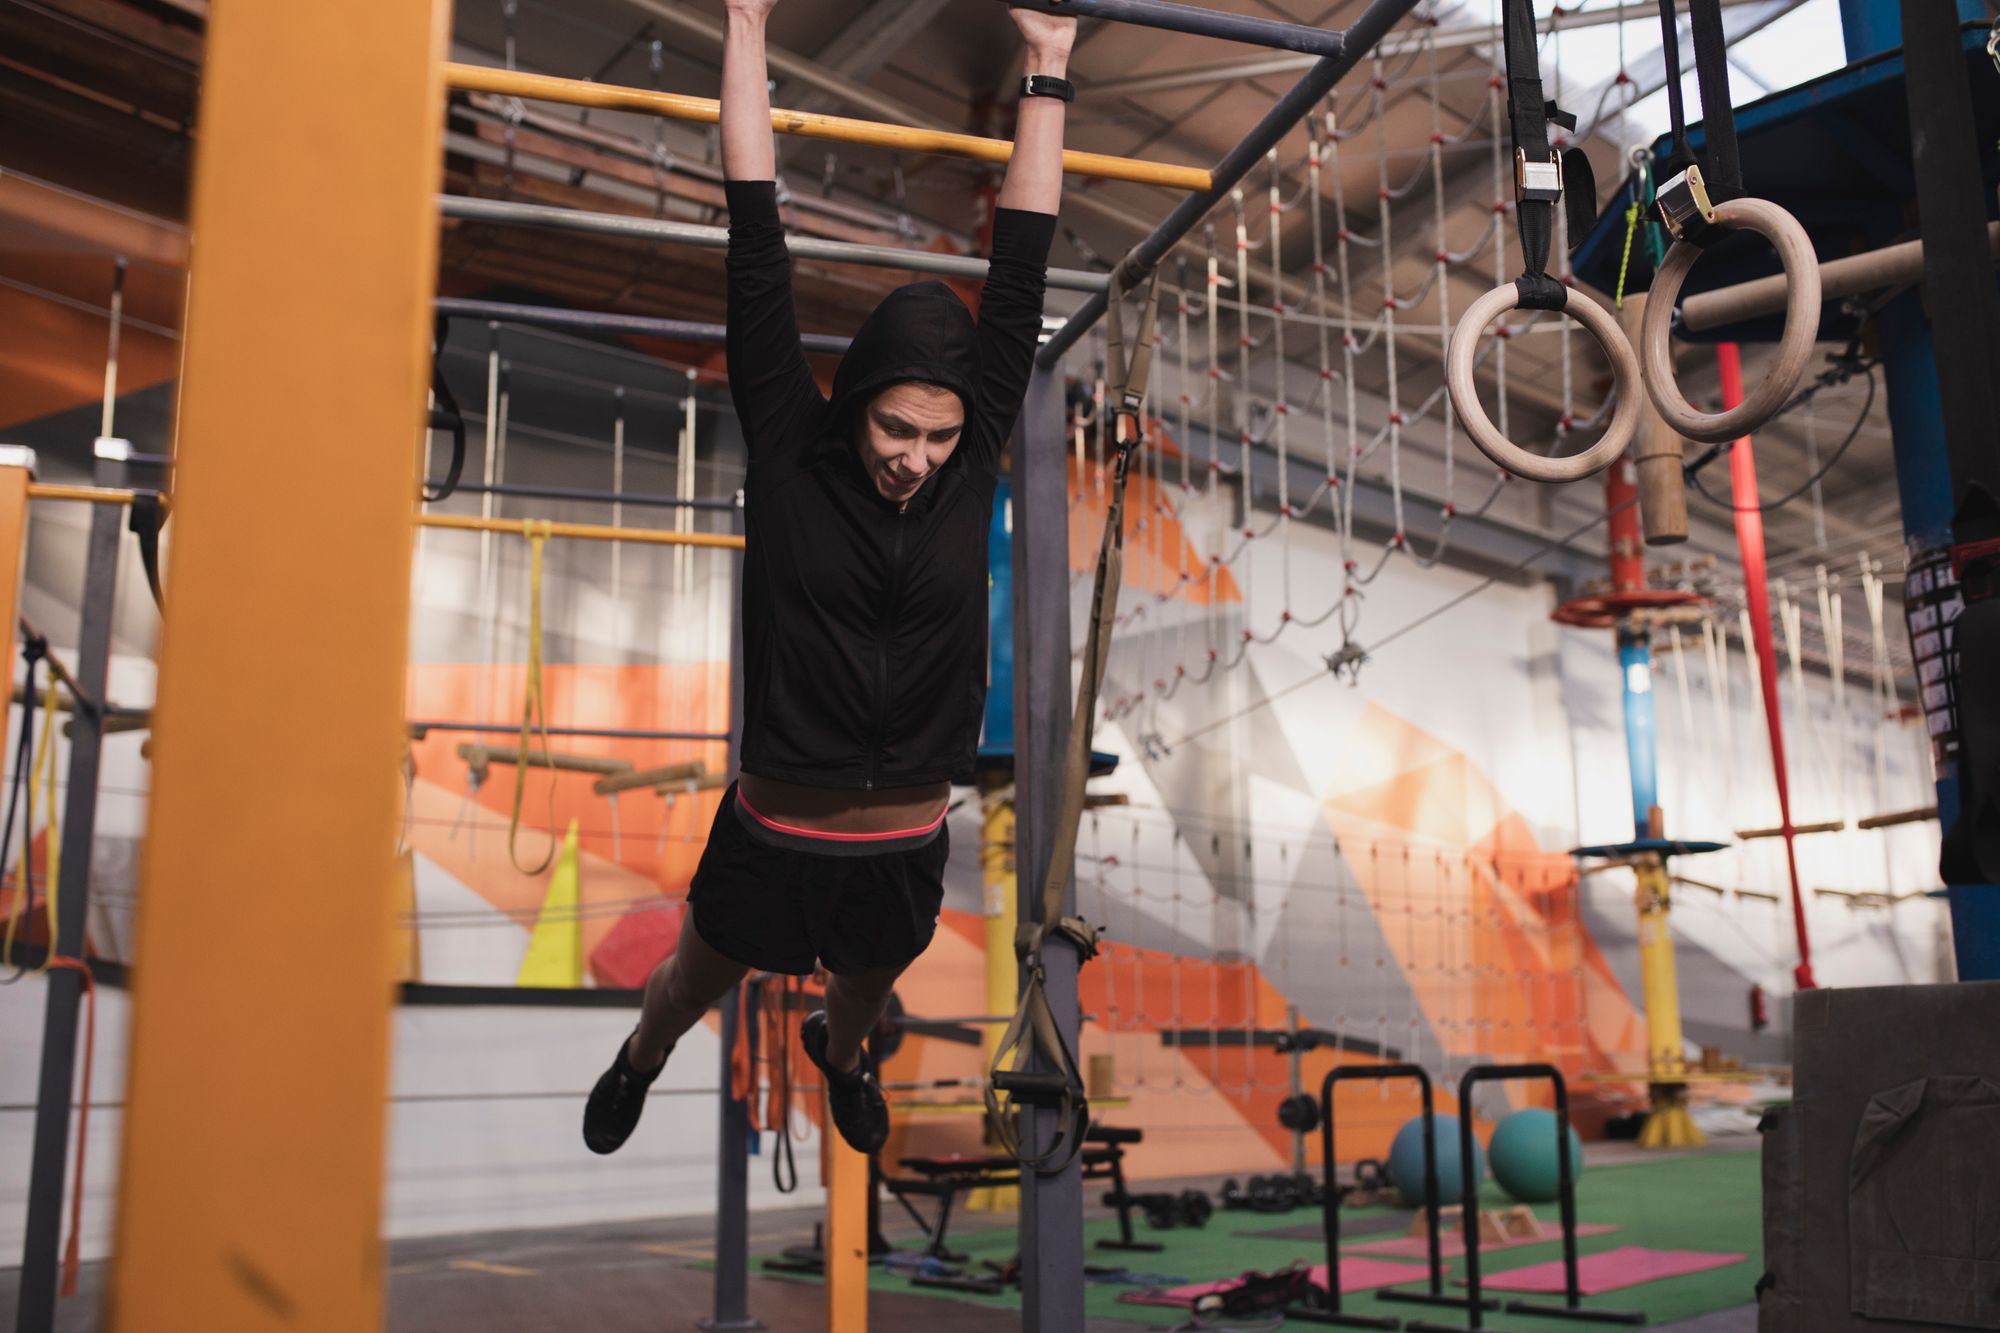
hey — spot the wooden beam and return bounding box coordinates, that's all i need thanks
[0,467,28,767]
[593,760,705,796]
[1734,819,1845,841]
[1856,805,1938,831]
[457,743,635,780]
[108,0,448,1325]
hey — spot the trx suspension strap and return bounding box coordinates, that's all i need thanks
[1448,0,1641,484]
[127,492,168,612]
[986,267,1161,1173]
[1637,1,1818,444]
[1651,0,1742,240]
[1501,0,1590,314]
[425,313,469,503]
[0,630,46,980]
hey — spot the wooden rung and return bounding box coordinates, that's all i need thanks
[1856,805,1937,831]
[65,714,152,738]
[1411,1204,1545,1244]
[593,760,706,796]
[654,772,731,796]
[456,742,634,777]
[1734,819,1845,840]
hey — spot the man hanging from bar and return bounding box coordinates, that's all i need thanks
[584,0,1074,1155]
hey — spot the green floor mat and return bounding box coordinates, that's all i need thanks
[751,1148,1764,1329]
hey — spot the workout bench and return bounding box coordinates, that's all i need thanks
[883,1123,1152,1261]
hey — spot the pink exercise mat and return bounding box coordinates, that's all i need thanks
[1474,1245,1747,1294]
[1117,1258,1439,1308]
[1351,1222,1619,1259]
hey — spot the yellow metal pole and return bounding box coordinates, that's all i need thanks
[18,490,742,550]
[418,512,744,549]
[968,787,1020,1212]
[823,1109,870,1333]
[0,465,28,766]
[445,63,1214,193]
[26,483,136,506]
[1633,855,1703,1149]
[108,0,449,1326]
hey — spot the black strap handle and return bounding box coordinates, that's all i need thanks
[1501,0,1573,311]
[127,492,168,612]
[424,312,468,504]
[1655,0,1743,247]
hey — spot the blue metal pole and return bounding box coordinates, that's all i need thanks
[1839,0,1998,978]
[1620,627,1661,844]
[983,475,1016,753]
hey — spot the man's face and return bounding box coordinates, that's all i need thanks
[854,382,963,506]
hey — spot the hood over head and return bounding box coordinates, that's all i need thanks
[827,280,978,432]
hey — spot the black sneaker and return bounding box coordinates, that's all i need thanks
[799,1010,889,1154]
[583,1031,669,1155]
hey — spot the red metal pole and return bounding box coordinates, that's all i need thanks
[1606,457,1645,595]
[1717,343,1817,989]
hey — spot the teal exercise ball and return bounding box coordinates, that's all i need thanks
[1488,1108,1584,1203]
[1387,1113,1485,1207]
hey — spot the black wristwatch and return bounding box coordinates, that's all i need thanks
[1020,73,1075,103]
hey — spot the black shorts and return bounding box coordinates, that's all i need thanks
[686,782,949,976]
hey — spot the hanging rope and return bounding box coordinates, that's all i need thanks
[1,652,57,981]
[988,267,1162,1173]
[507,519,559,875]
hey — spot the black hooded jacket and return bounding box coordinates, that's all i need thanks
[723,180,1057,789]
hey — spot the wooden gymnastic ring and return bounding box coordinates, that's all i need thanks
[1640,197,1821,445]
[1445,283,1643,484]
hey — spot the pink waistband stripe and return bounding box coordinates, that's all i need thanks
[735,789,947,843]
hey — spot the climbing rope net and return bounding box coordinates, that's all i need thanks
[1053,8,1936,1109]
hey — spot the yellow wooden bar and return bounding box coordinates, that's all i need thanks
[824,1112,870,1333]
[21,487,743,551]
[0,467,28,767]
[446,62,1214,193]
[969,789,1019,1212]
[593,759,706,795]
[108,0,450,1327]
[419,512,746,549]
[26,483,136,506]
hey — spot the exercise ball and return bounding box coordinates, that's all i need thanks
[1488,1108,1584,1203]
[1386,1113,1485,1207]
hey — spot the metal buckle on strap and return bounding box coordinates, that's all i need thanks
[1654,165,1716,241]
[1514,147,1563,205]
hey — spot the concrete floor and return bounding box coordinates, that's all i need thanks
[2,1141,1766,1331]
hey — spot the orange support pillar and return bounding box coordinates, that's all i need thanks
[0,464,28,763]
[823,1112,870,1333]
[107,0,449,1328]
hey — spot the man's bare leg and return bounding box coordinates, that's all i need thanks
[629,917,751,1069]
[820,962,906,1072]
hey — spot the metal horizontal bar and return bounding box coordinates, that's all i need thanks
[425,480,740,513]
[1081,0,1770,100]
[440,194,1112,294]
[1036,0,1420,367]
[445,62,1212,192]
[407,721,731,743]
[437,295,853,355]
[419,511,746,548]
[998,0,1342,56]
